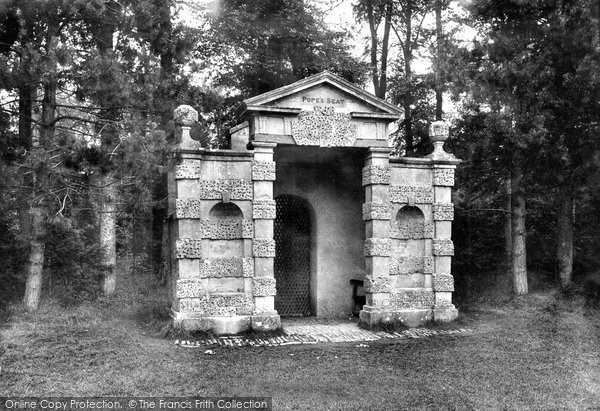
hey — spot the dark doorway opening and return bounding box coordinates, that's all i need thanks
[274,195,312,316]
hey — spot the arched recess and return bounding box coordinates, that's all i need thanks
[274,194,314,316]
[395,205,427,257]
[209,202,243,219]
[207,201,244,259]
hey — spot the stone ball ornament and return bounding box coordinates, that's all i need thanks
[174,105,199,126]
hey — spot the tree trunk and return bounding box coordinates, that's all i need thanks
[23,25,58,310]
[511,166,528,295]
[378,0,392,99]
[435,0,443,121]
[403,3,414,155]
[23,207,45,310]
[95,4,119,294]
[100,175,118,294]
[366,1,380,96]
[505,175,512,272]
[557,183,574,289]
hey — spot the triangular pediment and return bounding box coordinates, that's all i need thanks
[239,72,402,118]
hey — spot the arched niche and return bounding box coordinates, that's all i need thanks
[209,202,243,219]
[207,201,244,259]
[393,205,427,257]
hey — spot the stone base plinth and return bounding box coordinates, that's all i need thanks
[251,313,281,331]
[173,312,252,335]
[433,306,459,322]
[359,306,433,328]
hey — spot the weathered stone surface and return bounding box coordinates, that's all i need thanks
[179,297,209,313]
[179,293,253,316]
[433,203,454,221]
[433,239,454,256]
[175,199,202,219]
[292,106,358,146]
[174,105,198,126]
[202,219,253,239]
[175,238,202,259]
[390,185,434,204]
[204,306,237,316]
[176,279,208,299]
[433,169,454,186]
[362,202,391,220]
[364,238,391,257]
[364,276,391,293]
[252,161,276,181]
[253,199,276,219]
[253,238,276,257]
[433,274,454,292]
[253,277,277,296]
[434,307,458,322]
[390,290,435,309]
[175,161,202,179]
[423,257,434,274]
[199,258,254,278]
[362,165,391,186]
[251,314,281,331]
[390,221,434,239]
[390,257,434,275]
[209,294,254,315]
[196,180,253,200]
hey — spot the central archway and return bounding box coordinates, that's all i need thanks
[274,195,312,316]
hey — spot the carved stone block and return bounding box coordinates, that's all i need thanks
[362,202,391,220]
[364,276,391,293]
[252,161,276,181]
[176,279,208,299]
[390,186,434,204]
[253,277,277,296]
[364,238,391,257]
[199,258,254,278]
[175,199,202,219]
[292,106,358,147]
[423,257,434,274]
[253,199,276,219]
[196,180,253,200]
[390,290,435,309]
[362,165,391,186]
[433,169,455,186]
[175,161,202,179]
[201,219,253,239]
[205,306,237,316]
[433,203,454,221]
[179,297,209,313]
[175,238,202,259]
[390,221,434,239]
[433,274,454,292]
[390,257,434,275]
[253,238,276,257]
[433,239,454,256]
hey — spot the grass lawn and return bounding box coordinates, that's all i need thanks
[1,284,599,409]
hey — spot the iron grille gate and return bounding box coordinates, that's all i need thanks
[274,195,311,316]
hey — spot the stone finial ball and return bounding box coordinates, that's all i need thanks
[174,105,198,126]
[429,120,449,143]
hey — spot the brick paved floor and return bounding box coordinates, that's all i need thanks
[176,317,474,348]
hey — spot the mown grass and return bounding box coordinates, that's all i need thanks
[1,269,599,409]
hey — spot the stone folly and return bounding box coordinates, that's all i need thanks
[167,72,460,335]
